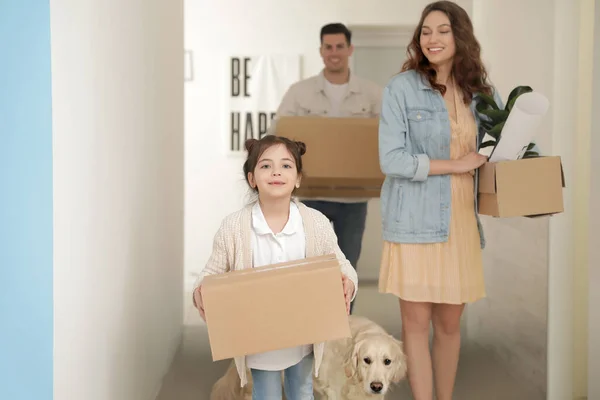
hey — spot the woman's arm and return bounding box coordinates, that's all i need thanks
[430,154,487,175]
[429,159,463,175]
[379,84,430,181]
[379,83,484,179]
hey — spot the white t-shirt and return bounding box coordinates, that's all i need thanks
[245,202,313,371]
[324,80,349,117]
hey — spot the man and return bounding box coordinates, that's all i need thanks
[269,23,383,313]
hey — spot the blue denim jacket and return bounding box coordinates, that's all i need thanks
[378,69,503,248]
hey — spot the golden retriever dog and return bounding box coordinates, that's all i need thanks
[209,361,253,400]
[210,316,406,399]
[314,316,407,399]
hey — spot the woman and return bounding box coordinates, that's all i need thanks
[378,2,501,399]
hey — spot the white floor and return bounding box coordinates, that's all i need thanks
[156,284,544,400]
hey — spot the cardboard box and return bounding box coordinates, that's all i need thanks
[478,156,565,218]
[275,116,384,198]
[201,254,351,361]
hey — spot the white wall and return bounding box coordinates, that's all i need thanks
[51,1,184,399]
[183,0,471,288]
[470,1,579,399]
[574,0,595,396]
[548,2,579,399]
[467,1,555,395]
[588,1,600,397]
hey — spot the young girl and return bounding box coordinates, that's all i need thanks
[192,135,358,399]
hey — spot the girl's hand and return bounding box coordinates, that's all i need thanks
[193,286,206,321]
[341,275,355,315]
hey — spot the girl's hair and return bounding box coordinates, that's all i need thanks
[401,0,493,103]
[243,135,307,193]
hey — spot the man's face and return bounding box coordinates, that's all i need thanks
[320,33,353,73]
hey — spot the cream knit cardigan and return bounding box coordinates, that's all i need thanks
[193,199,359,387]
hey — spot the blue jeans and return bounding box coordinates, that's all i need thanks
[302,201,368,313]
[250,353,314,400]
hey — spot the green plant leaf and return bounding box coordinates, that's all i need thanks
[480,121,494,132]
[476,100,491,114]
[479,109,509,119]
[505,86,533,112]
[477,93,500,111]
[522,151,539,158]
[526,142,536,151]
[487,121,505,139]
[480,140,496,149]
[479,109,509,125]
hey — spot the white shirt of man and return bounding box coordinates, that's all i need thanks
[323,80,349,117]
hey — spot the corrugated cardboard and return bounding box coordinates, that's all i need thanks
[202,254,351,361]
[478,156,565,218]
[275,116,384,198]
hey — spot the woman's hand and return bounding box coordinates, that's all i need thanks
[341,275,355,315]
[193,286,206,321]
[429,152,488,176]
[457,152,488,174]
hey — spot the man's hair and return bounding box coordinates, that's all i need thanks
[320,23,352,45]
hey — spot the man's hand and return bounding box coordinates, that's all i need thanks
[193,286,206,321]
[341,275,355,315]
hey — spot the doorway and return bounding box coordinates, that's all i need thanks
[349,25,412,283]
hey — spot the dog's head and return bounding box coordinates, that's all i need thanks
[343,333,407,396]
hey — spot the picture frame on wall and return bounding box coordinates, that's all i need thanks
[185,50,194,82]
[225,54,301,155]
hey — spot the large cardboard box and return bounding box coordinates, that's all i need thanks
[201,254,351,361]
[275,116,384,198]
[478,156,565,218]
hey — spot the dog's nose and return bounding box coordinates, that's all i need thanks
[370,382,383,393]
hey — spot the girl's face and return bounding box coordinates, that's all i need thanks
[248,144,301,200]
[420,10,456,68]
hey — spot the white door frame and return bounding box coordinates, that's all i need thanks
[588,0,600,397]
[344,25,413,285]
[348,25,415,72]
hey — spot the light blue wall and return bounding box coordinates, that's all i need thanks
[0,1,54,398]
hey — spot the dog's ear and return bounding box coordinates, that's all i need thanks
[389,335,408,383]
[344,338,364,378]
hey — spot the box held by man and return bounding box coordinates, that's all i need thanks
[276,116,384,198]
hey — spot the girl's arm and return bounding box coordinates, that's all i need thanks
[320,218,359,301]
[192,224,230,307]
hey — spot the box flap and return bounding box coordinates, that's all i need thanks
[559,161,566,188]
[477,193,500,217]
[296,187,381,198]
[302,177,382,189]
[478,162,497,194]
[202,254,336,287]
